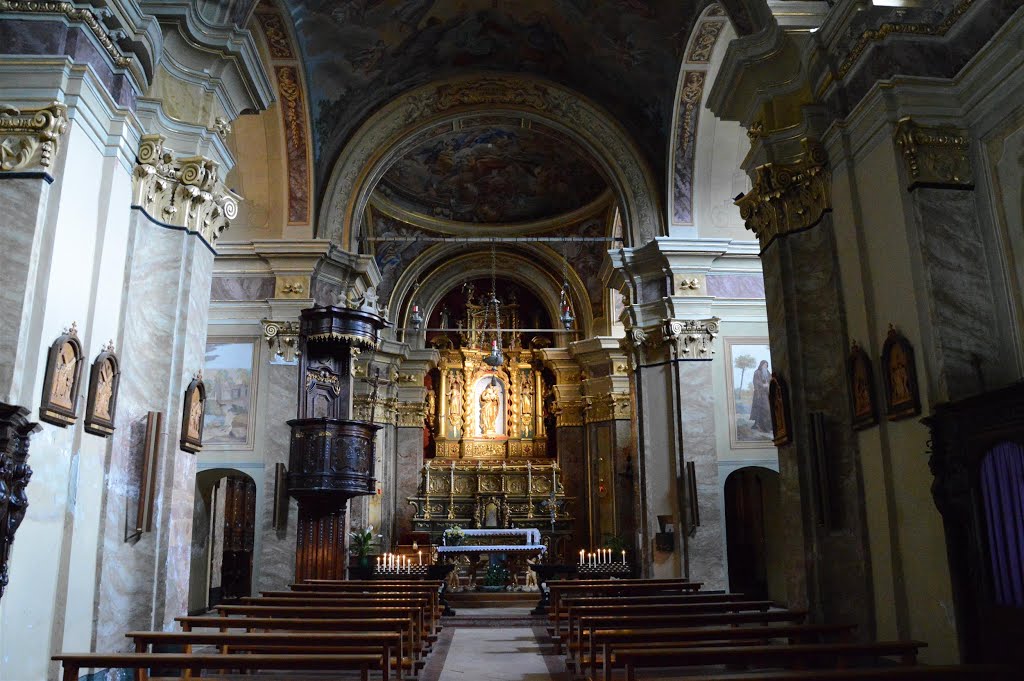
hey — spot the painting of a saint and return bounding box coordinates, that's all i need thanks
[848,341,877,429]
[94,360,115,420]
[180,375,206,453]
[882,326,920,420]
[40,325,84,427]
[725,340,773,447]
[203,342,256,447]
[51,343,78,409]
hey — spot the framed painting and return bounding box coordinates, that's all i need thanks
[881,325,921,421]
[769,373,792,447]
[202,340,258,448]
[39,323,84,428]
[180,374,206,453]
[84,342,120,437]
[848,341,877,430]
[724,338,774,448]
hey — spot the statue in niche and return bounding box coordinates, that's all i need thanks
[479,382,500,436]
[521,373,532,414]
[440,306,451,330]
[447,372,463,434]
[425,389,436,431]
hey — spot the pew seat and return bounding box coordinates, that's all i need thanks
[51,652,382,681]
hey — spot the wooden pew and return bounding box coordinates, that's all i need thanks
[239,592,441,636]
[215,603,429,650]
[613,641,927,681]
[607,665,1018,681]
[546,580,703,647]
[127,630,403,681]
[580,623,857,681]
[563,600,775,658]
[177,615,421,663]
[51,652,381,681]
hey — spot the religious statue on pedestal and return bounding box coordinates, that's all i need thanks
[479,382,500,436]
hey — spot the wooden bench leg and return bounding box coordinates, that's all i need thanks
[62,665,78,681]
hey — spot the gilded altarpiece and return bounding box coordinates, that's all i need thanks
[433,348,547,461]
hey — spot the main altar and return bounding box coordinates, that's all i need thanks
[407,460,574,562]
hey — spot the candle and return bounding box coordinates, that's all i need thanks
[377,557,381,570]
[418,550,423,565]
[579,549,584,566]
[622,550,626,564]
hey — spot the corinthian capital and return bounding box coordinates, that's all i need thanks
[133,134,240,245]
[0,103,69,173]
[665,318,720,360]
[735,138,831,249]
[893,117,973,191]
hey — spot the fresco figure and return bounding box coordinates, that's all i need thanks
[750,360,772,433]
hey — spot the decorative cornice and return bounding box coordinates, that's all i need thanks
[665,318,720,360]
[132,134,240,245]
[353,395,398,426]
[836,0,976,80]
[585,392,632,423]
[396,402,427,428]
[893,117,973,191]
[0,1,131,68]
[0,103,69,173]
[735,139,831,249]
[555,400,585,428]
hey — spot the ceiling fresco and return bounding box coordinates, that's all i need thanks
[376,124,608,224]
[282,0,699,188]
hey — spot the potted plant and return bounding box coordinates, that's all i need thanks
[480,562,510,592]
[443,525,465,546]
[350,525,380,568]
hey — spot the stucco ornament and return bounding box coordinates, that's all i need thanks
[0,102,68,172]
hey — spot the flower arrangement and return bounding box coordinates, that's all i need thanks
[482,561,510,589]
[350,525,381,557]
[443,526,465,546]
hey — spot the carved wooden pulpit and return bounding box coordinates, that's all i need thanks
[287,304,387,581]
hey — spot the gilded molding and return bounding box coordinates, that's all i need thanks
[735,139,831,248]
[262,320,300,363]
[353,395,398,425]
[893,117,973,191]
[665,318,720,360]
[0,1,131,68]
[132,134,240,245]
[836,0,975,80]
[397,402,427,428]
[555,401,585,428]
[585,392,632,423]
[0,103,68,172]
[686,20,726,64]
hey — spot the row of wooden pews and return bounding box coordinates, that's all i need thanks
[544,578,1014,681]
[52,579,443,681]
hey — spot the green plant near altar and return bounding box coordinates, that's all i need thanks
[350,525,381,558]
[601,533,627,553]
[482,562,510,589]
[443,525,465,546]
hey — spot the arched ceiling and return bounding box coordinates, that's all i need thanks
[282,0,702,191]
[376,121,608,225]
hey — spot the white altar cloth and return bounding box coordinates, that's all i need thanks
[437,544,546,554]
[445,527,543,545]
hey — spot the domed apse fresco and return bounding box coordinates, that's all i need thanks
[376,125,608,224]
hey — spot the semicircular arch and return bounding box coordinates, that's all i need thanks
[318,73,664,249]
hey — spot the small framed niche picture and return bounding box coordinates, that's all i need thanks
[848,340,878,430]
[39,322,85,427]
[84,341,120,437]
[769,373,792,447]
[881,325,921,421]
[180,373,206,453]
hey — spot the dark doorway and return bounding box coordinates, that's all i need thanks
[724,467,780,599]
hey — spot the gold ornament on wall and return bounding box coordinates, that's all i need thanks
[893,117,973,191]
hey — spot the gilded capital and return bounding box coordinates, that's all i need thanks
[397,402,428,428]
[133,134,240,245]
[735,138,831,249]
[893,117,973,191]
[0,103,69,173]
[665,318,720,360]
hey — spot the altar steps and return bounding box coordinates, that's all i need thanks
[446,591,539,608]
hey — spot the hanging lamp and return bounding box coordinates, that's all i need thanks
[483,243,504,368]
[559,240,576,331]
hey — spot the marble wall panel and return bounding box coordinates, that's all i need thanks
[677,360,725,590]
[706,273,766,299]
[210,276,276,301]
[94,214,214,650]
[394,428,424,542]
[912,188,1006,400]
[557,426,586,561]
[257,361,298,593]
[0,178,50,403]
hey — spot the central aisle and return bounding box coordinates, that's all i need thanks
[432,626,565,681]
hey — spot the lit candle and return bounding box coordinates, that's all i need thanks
[418,550,423,565]
[622,550,626,564]
[579,549,584,566]
[377,556,381,570]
